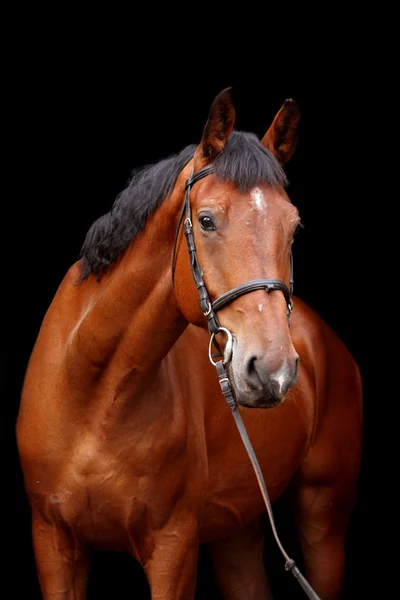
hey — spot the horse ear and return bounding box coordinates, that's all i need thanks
[194,88,235,170]
[260,99,301,165]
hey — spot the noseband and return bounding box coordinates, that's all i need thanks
[172,164,294,336]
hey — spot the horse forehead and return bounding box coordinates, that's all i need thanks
[249,187,267,213]
[194,179,292,217]
[249,184,291,203]
[237,186,293,220]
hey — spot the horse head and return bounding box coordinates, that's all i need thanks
[174,88,302,408]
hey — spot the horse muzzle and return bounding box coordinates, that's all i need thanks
[229,341,299,408]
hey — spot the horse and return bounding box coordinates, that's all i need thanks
[16,88,363,599]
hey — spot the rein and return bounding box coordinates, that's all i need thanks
[173,165,321,600]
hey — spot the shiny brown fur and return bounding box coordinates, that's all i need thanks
[17,90,362,599]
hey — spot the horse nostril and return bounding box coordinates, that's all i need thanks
[294,356,299,379]
[274,356,299,396]
[242,351,299,395]
[245,355,263,388]
[246,355,256,375]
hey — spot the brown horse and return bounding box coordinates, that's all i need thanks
[16,89,362,599]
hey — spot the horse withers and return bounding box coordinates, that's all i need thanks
[17,89,362,599]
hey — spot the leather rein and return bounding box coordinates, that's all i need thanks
[172,164,321,600]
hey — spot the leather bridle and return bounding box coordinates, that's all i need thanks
[172,164,294,337]
[172,164,321,600]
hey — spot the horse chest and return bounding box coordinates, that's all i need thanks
[43,428,198,552]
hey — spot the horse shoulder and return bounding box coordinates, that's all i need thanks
[291,297,363,488]
[17,262,100,466]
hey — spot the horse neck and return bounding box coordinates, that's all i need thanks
[69,173,190,416]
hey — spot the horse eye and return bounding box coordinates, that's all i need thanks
[198,215,216,231]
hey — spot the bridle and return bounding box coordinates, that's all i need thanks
[172,164,294,337]
[172,164,321,600]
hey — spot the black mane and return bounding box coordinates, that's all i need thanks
[79,131,287,280]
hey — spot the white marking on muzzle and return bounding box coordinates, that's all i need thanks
[277,372,286,394]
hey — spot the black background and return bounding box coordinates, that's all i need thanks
[3,17,394,599]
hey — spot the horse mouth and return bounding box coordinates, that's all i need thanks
[228,363,286,409]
